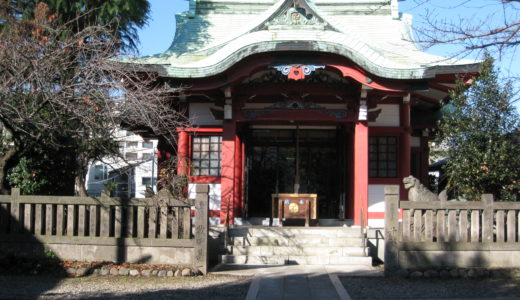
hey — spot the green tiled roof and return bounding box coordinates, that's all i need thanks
[123,0,479,79]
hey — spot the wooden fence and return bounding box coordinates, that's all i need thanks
[0,185,209,274]
[384,185,520,274]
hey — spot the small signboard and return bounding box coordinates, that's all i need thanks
[271,194,317,227]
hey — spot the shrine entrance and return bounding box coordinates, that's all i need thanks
[244,126,347,219]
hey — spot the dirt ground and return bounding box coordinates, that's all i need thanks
[341,276,520,300]
[0,274,252,300]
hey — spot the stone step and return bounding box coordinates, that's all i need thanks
[230,236,364,247]
[221,255,373,266]
[228,245,367,256]
[228,227,363,238]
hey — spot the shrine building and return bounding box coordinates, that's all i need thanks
[125,0,479,226]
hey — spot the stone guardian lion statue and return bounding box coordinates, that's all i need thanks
[403,175,447,202]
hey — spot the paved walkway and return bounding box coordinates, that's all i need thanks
[210,264,382,300]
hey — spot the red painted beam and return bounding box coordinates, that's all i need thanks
[179,127,223,133]
[189,176,221,184]
[327,64,410,92]
[185,56,276,91]
[353,121,369,226]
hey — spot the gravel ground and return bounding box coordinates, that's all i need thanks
[341,277,520,299]
[0,274,252,300]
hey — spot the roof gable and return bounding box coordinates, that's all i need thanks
[123,0,479,80]
[255,0,336,32]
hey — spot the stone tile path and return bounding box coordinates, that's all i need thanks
[210,264,382,300]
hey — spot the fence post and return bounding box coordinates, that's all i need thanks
[481,194,494,243]
[194,184,209,275]
[10,188,21,234]
[384,185,400,276]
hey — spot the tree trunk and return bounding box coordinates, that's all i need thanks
[0,149,16,194]
[74,164,88,197]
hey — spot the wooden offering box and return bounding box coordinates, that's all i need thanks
[271,194,317,227]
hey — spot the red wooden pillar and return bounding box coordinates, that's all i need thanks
[177,129,189,175]
[353,121,368,226]
[233,134,242,218]
[221,121,236,224]
[400,100,411,199]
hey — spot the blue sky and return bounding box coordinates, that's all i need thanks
[136,0,187,56]
[136,0,519,112]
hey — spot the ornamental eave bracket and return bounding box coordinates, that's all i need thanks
[271,64,325,80]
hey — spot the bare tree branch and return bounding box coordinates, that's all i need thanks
[407,0,520,57]
[0,3,189,194]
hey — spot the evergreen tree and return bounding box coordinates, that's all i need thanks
[1,0,150,51]
[436,56,520,201]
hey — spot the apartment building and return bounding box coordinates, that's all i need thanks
[85,130,158,198]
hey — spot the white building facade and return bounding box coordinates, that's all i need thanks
[86,130,158,198]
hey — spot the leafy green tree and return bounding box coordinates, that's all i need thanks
[2,0,150,51]
[6,136,76,195]
[436,56,520,201]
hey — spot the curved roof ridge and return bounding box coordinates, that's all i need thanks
[188,0,344,56]
[159,31,478,79]
[121,0,480,80]
[188,0,290,55]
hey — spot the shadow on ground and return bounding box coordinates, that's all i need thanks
[340,276,520,299]
[0,203,66,297]
[0,274,252,300]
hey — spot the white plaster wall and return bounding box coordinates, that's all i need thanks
[189,103,223,126]
[188,183,221,211]
[369,104,399,127]
[368,184,399,227]
[209,217,221,226]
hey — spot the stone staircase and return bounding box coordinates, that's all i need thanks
[220,227,372,266]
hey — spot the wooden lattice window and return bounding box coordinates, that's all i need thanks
[369,136,398,178]
[191,135,222,176]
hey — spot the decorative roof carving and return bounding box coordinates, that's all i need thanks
[243,69,351,86]
[241,108,348,121]
[266,100,326,110]
[267,7,326,29]
[272,64,325,80]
